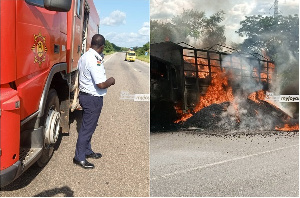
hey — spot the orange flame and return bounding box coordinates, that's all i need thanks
[193,69,234,111]
[275,124,299,131]
[175,67,235,123]
[248,90,265,103]
[175,50,296,132]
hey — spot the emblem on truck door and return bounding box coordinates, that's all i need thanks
[31,32,48,66]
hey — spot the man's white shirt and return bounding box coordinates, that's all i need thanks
[78,48,107,97]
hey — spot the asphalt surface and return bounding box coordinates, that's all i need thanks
[150,131,299,197]
[1,52,150,197]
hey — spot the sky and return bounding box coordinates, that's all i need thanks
[94,0,150,48]
[150,0,299,45]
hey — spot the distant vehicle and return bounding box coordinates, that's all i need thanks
[125,51,136,62]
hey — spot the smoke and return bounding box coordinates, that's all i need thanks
[271,47,299,94]
[222,54,263,92]
[217,51,297,130]
[192,0,238,16]
[150,0,193,20]
[259,29,299,118]
[271,47,299,118]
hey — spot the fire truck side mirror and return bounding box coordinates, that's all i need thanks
[44,0,72,12]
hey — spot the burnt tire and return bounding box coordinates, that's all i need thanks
[36,89,60,167]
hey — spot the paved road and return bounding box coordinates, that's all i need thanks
[150,131,299,197]
[1,52,150,197]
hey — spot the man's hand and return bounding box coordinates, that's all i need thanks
[109,77,115,85]
[97,77,115,89]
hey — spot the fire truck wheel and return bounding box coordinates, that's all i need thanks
[37,89,61,167]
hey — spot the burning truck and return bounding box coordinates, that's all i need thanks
[150,41,298,132]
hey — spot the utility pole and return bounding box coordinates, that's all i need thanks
[274,0,279,18]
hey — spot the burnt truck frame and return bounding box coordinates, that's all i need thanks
[150,41,275,128]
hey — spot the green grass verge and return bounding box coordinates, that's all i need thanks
[136,55,150,63]
[104,51,116,55]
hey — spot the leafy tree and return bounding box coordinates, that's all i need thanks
[150,20,174,43]
[104,40,122,53]
[171,9,206,41]
[236,14,299,61]
[201,11,226,49]
[134,42,150,56]
[150,9,226,48]
[120,47,128,51]
[104,40,114,53]
[143,42,150,52]
[111,43,120,52]
[237,14,299,101]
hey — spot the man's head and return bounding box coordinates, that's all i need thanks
[91,34,105,54]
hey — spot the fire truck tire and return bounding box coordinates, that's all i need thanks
[37,89,60,167]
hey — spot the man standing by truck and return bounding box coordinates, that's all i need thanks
[73,34,115,169]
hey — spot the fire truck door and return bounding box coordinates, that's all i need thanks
[70,0,84,72]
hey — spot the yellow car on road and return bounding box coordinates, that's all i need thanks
[125,51,136,62]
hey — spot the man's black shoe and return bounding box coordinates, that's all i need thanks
[73,158,94,169]
[86,152,102,159]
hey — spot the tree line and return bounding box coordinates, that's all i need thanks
[151,9,226,50]
[132,42,150,56]
[150,9,299,62]
[104,40,123,54]
[104,40,150,57]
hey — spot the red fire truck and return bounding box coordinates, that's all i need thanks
[0,0,100,187]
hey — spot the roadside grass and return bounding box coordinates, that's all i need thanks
[104,51,116,55]
[136,55,150,63]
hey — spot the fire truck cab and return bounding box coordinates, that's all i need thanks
[0,0,100,187]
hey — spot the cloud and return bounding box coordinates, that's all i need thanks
[150,0,193,19]
[151,0,298,20]
[138,22,150,36]
[278,0,299,15]
[104,22,149,48]
[224,2,257,28]
[101,10,126,26]
[230,2,256,16]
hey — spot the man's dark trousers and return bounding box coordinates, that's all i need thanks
[75,92,103,161]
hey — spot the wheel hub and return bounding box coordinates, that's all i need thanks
[44,108,61,144]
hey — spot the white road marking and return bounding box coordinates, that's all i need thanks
[151,144,299,181]
[133,68,138,72]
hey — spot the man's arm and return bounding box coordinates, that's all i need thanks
[97,77,115,89]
